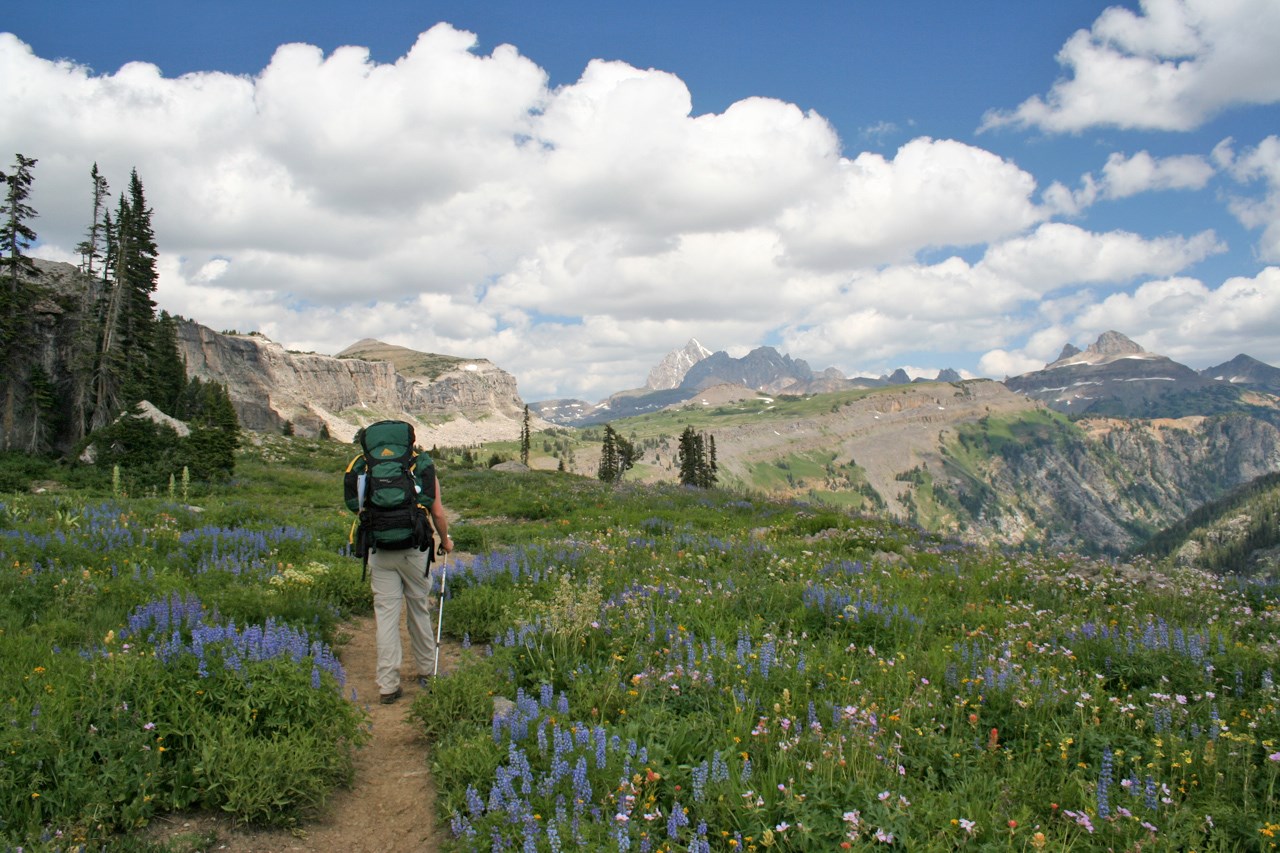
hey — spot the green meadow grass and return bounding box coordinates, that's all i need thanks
[3,437,1279,851]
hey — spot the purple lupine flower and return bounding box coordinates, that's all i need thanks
[1144,776,1159,812]
[711,750,729,783]
[466,785,486,817]
[1097,747,1114,819]
[572,756,592,804]
[667,801,689,838]
[691,761,709,802]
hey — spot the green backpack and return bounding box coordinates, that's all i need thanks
[344,420,435,564]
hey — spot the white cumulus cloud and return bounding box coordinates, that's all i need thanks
[982,0,1280,133]
[0,21,1271,401]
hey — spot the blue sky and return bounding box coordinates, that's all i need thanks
[4,0,1280,400]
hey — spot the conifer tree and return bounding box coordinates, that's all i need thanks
[118,169,160,404]
[597,425,618,482]
[25,365,57,455]
[676,425,717,488]
[75,163,110,278]
[93,168,164,427]
[0,154,40,451]
[598,423,636,484]
[69,165,113,443]
[617,429,638,478]
[177,376,240,481]
[520,404,531,465]
[150,312,187,414]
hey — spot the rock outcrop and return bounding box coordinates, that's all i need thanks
[177,321,540,445]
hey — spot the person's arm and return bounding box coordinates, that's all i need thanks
[428,479,453,553]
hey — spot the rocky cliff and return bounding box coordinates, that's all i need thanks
[942,414,1280,554]
[177,321,538,445]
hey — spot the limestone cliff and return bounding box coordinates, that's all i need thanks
[177,321,540,445]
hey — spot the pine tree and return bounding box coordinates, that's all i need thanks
[178,377,240,481]
[676,425,717,488]
[616,429,637,479]
[1,154,40,451]
[93,168,163,428]
[150,312,187,414]
[118,170,160,405]
[65,167,116,444]
[598,424,618,482]
[74,163,110,278]
[676,426,700,486]
[597,423,636,484]
[520,404,531,465]
[25,365,58,455]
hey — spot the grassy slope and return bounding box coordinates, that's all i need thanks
[5,437,1279,850]
[424,460,1280,851]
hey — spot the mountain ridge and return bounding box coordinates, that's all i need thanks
[176,321,544,446]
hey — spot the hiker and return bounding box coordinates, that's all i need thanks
[344,421,454,704]
[368,460,453,704]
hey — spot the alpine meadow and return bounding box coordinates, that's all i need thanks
[4,434,1280,851]
[5,2,1280,849]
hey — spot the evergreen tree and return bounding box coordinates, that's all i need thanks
[1,154,40,452]
[74,163,110,278]
[597,425,618,482]
[150,312,187,414]
[598,423,636,484]
[118,170,160,404]
[177,377,240,481]
[25,364,58,455]
[676,426,700,486]
[617,429,638,478]
[676,425,717,488]
[69,168,113,445]
[93,168,164,428]
[520,404,531,465]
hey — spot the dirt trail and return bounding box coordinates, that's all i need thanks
[147,605,464,852]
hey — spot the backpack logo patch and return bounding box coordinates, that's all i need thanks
[380,448,396,457]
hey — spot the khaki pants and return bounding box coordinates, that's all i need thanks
[368,546,435,694]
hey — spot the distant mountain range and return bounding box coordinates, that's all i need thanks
[531,339,968,426]
[1004,330,1280,423]
[532,331,1279,427]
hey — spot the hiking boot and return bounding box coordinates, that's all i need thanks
[379,686,403,705]
[416,676,432,690]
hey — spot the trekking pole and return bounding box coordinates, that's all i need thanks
[433,544,448,676]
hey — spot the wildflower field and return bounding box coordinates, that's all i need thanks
[1,439,370,850]
[3,436,1280,851]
